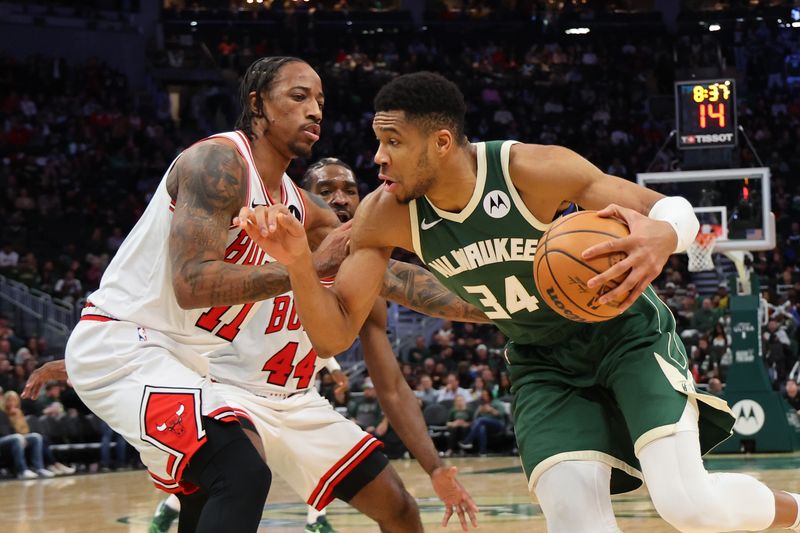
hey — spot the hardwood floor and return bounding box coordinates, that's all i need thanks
[1,454,798,532]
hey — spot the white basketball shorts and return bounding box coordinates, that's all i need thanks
[65,317,240,494]
[212,382,383,510]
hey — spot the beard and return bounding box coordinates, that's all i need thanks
[288,139,313,159]
[396,150,435,204]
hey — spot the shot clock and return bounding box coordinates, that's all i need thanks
[675,79,737,149]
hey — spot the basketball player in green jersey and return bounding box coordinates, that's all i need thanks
[238,72,800,532]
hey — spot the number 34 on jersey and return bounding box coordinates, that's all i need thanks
[464,275,539,320]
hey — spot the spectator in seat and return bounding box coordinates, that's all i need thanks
[764,320,792,385]
[436,373,472,404]
[1,390,74,476]
[457,390,507,456]
[0,243,19,271]
[415,374,438,407]
[707,377,724,397]
[0,391,52,478]
[446,395,472,456]
[493,372,512,399]
[469,376,486,401]
[347,378,386,437]
[784,379,800,415]
[0,356,16,393]
[692,297,720,335]
[404,335,430,365]
[53,269,82,304]
[0,405,50,479]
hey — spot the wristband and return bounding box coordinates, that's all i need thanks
[648,196,699,254]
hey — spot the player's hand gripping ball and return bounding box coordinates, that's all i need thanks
[533,211,631,322]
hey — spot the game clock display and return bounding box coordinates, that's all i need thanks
[675,79,737,149]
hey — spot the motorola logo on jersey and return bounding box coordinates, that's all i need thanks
[483,190,511,219]
[731,399,765,436]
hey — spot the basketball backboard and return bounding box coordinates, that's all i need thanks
[637,167,775,252]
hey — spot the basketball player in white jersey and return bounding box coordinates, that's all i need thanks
[30,156,481,533]
[64,57,485,533]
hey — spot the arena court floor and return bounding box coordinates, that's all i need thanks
[1,454,799,532]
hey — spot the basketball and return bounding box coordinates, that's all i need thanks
[533,211,631,323]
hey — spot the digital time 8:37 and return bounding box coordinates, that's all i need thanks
[692,82,731,129]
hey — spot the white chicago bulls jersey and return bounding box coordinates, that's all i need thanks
[85,130,307,357]
[207,283,333,396]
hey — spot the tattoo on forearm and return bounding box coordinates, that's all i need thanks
[380,260,490,323]
[168,143,292,307]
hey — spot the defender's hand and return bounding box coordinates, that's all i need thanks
[431,466,480,530]
[22,360,68,400]
[330,368,349,392]
[235,205,310,267]
[312,220,352,279]
[582,204,677,312]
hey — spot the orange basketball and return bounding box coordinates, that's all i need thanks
[533,211,631,323]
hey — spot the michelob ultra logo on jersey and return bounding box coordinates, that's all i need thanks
[428,238,538,278]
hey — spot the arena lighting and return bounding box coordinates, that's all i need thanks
[190,20,197,26]
[709,24,721,32]
[246,0,253,3]
[793,21,800,28]
[564,27,590,35]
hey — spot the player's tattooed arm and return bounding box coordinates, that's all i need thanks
[380,260,491,324]
[168,141,292,308]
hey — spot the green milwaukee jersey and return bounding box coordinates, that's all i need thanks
[410,140,585,346]
[409,142,734,494]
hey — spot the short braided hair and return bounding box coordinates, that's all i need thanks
[235,56,308,139]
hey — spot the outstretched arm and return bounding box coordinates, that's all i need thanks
[237,192,393,356]
[168,140,344,308]
[381,260,490,324]
[361,300,479,530]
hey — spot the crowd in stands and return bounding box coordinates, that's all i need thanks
[2,8,800,476]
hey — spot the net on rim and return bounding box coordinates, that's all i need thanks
[687,224,721,272]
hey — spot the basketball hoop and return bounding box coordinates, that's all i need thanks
[687,225,720,272]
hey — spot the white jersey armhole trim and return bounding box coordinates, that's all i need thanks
[288,178,307,225]
[408,200,425,263]
[233,130,274,206]
[500,140,550,231]
[426,142,487,223]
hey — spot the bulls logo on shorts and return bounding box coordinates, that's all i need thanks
[140,386,206,481]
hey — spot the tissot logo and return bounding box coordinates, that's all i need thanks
[483,190,510,219]
[731,399,765,436]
